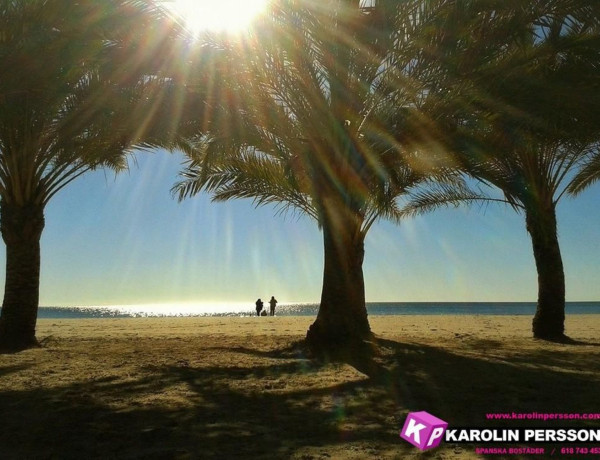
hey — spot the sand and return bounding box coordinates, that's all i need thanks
[1,315,599,459]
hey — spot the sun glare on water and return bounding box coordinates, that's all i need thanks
[163,0,268,34]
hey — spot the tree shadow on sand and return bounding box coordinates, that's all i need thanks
[0,336,599,459]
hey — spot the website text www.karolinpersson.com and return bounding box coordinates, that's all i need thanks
[485,412,600,421]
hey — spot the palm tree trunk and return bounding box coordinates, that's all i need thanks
[0,201,45,351]
[526,205,566,340]
[306,204,372,354]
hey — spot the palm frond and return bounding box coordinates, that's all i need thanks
[568,146,600,195]
[174,147,318,220]
[400,181,516,219]
[0,0,185,206]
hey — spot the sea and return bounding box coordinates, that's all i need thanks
[35,302,600,319]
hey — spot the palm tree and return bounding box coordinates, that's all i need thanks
[0,0,183,350]
[402,0,600,340]
[173,0,461,354]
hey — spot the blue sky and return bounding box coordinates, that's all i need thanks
[1,149,598,307]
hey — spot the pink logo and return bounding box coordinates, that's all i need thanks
[400,411,448,450]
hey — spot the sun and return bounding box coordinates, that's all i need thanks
[163,0,269,35]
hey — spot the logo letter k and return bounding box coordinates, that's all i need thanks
[404,418,426,444]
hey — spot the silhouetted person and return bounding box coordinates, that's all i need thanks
[255,298,264,316]
[269,296,277,316]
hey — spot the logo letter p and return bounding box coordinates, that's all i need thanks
[427,427,445,447]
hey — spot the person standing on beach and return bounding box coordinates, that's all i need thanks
[269,296,277,316]
[255,298,264,316]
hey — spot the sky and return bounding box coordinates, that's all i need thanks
[2,2,599,308]
[0,149,597,307]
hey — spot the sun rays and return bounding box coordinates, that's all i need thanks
[162,0,268,35]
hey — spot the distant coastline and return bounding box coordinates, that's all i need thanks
[35,301,600,319]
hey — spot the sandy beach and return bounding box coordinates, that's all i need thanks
[1,315,599,459]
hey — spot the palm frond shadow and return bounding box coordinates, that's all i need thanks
[536,336,600,346]
[370,338,600,423]
[1,337,599,458]
[208,339,308,360]
[0,364,31,377]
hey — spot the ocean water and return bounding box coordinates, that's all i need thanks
[35,302,600,319]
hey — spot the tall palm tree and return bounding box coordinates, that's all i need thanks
[0,0,184,350]
[402,0,600,340]
[173,0,463,354]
